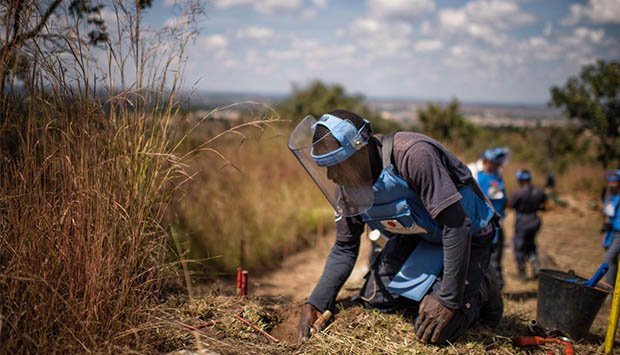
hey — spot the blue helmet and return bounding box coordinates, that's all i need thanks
[310,114,371,167]
[607,170,620,182]
[482,147,509,165]
[516,169,532,181]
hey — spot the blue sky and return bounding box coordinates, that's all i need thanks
[142,0,620,104]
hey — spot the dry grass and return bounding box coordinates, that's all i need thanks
[170,117,333,274]
[0,1,203,352]
[152,203,611,355]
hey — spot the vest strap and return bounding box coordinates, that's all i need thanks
[381,133,395,168]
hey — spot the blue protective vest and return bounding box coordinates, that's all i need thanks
[477,171,507,218]
[604,193,620,248]
[360,134,497,244]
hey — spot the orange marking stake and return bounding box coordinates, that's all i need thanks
[236,267,242,295]
[241,270,248,298]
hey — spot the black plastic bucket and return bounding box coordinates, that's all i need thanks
[536,269,611,340]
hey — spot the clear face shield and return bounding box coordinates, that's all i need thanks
[288,114,375,217]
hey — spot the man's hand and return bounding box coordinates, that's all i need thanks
[298,303,321,340]
[415,294,456,344]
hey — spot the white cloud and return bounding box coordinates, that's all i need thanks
[414,39,443,52]
[201,35,228,49]
[213,0,303,14]
[339,18,413,56]
[465,0,535,28]
[562,0,620,25]
[528,36,548,48]
[213,0,250,8]
[438,9,467,31]
[467,23,507,47]
[100,9,118,25]
[312,0,327,9]
[562,26,605,45]
[439,0,534,33]
[236,26,275,40]
[368,0,435,20]
[255,0,303,14]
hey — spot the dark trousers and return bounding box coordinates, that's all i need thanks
[603,232,620,286]
[415,229,503,343]
[358,230,504,344]
[490,225,505,289]
[513,214,541,269]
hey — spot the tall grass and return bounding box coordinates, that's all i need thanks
[0,1,201,352]
[171,116,332,274]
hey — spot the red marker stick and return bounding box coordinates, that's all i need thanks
[241,270,248,297]
[236,267,242,295]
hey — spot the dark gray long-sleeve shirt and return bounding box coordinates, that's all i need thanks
[307,132,479,312]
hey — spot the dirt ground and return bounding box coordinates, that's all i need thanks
[188,197,618,354]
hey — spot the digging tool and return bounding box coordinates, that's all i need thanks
[310,310,332,335]
[605,267,620,354]
[565,263,609,287]
[513,335,574,355]
[584,263,609,287]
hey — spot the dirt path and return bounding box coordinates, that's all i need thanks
[253,230,372,304]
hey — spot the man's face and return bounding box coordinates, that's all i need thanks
[313,131,373,188]
[483,160,501,173]
[325,147,373,187]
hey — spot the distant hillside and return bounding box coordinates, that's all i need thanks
[367,99,566,128]
[184,91,567,127]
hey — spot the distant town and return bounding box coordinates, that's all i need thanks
[185,91,568,128]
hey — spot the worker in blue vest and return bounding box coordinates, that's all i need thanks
[602,170,620,286]
[289,110,503,345]
[469,147,509,290]
[510,170,547,280]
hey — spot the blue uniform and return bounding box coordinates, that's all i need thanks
[603,193,620,248]
[477,171,507,218]
[603,193,620,286]
[359,147,496,302]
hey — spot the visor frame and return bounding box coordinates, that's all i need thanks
[310,114,371,167]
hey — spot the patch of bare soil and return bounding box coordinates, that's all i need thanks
[249,230,372,346]
[270,304,303,345]
[252,230,372,303]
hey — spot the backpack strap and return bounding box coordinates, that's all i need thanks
[381,133,395,168]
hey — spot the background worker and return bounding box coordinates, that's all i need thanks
[289,110,503,345]
[510,170,547,280]
[469,148,509,290]
[602,170,620,286]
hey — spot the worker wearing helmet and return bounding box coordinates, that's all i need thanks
[602,170,620,286]
[469,147,509,290]
[289,110,503,344]
[510,170,547,280]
